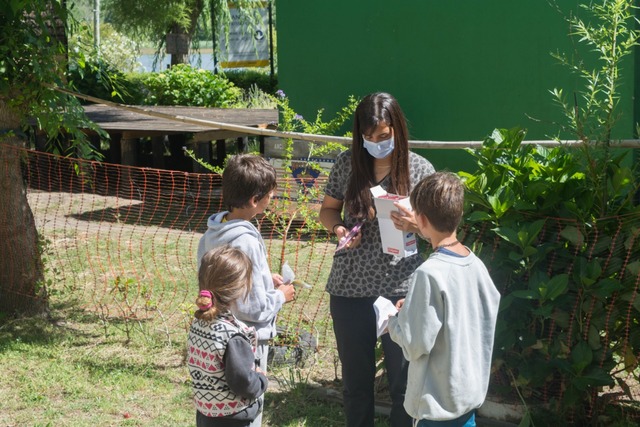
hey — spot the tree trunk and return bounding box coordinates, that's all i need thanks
[0,101,48,316]
[168,0,204,67]
[168,24,191,66]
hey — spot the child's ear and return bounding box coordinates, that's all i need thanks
[249,195,260,208]
[416,212,428,231]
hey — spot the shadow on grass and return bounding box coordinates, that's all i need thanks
[0,301,98,351]
[263,382,390,427]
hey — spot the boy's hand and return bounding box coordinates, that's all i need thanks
[395,298,405,311]
[272,273,284,287]
[277,283,296,303]
[391,203,418,234]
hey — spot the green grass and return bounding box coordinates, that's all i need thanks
[0,313,190,426]
[0,311,393,426]
[6,191,393,425]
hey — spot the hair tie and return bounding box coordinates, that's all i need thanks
[198,290,214,311]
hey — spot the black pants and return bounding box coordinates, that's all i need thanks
[331,295,412,427]
[197,411,250,427]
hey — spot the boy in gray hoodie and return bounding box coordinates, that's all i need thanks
[388,172,500,427]
[197,154,295,426]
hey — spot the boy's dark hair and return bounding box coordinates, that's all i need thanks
[410,172,464,233]
[222,154,277,210]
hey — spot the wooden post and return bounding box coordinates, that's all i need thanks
[215,139,226,167]
[193,141,212,173]
[120,134,137,166]
[151,136,165,169]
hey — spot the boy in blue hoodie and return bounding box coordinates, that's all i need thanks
[197,154,295,427]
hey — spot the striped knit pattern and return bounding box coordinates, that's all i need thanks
[188,313,257,417]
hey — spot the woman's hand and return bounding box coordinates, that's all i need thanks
[391,202,419,234]
[320,195,362,250]
[335,225,362,250]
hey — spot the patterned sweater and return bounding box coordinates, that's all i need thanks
[188,312,267,419]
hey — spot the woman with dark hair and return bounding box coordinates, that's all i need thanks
[320,92,435,427]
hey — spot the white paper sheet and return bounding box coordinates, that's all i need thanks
[281,261,312,289]
[373,296,398,337]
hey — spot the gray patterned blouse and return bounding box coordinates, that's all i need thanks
[324,150,435,298]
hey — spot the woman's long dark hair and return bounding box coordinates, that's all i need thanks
[345,92,411,219]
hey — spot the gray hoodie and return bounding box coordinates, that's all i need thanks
[388,250,500,421]
[197,211,285,340]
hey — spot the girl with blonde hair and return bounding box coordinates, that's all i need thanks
[188,244,267,427]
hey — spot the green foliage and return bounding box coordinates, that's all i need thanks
[463,127,640,420]
[0,0,103,157]
[139,64,241,107]
[223,69,278,93]
[236,83,278,109]
[69,21,142,73]
[462,2,640,422]
[67,20,146,104]
[105,0,265,59]
[93,24,142,73]
[67,58,147,105]
[550,0,638,143]
[274,89,356,176]
[264,91,357,265]
[104,0,194,42]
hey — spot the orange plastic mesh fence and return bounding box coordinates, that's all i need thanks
[5,146,336,349]
[460,213,640,418]
[2,145,639,418]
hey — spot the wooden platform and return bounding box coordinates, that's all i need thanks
[79,104,279,171]
[82,104,278,142]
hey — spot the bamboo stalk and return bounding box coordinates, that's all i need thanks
[53,86,640,149]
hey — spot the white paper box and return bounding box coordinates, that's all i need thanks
[370,185,418,257]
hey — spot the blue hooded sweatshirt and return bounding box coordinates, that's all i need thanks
[197,211,285,341]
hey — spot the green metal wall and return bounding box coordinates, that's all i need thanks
[276,0,637,171]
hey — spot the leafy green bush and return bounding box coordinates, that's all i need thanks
[223,69,277,94]
[97,24,143,74]
[461,128,639,422]
[68,22,142,74]
[230,84,277,109]
[67,58,147,105]
[67,20,146,105]
[140,64,242,107]
[461,2,640,423]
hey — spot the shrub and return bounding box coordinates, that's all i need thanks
[139,64,242,107]
[67,21,146,104]
[461,127,639,422]
[67,58,147,105]
[223,69,277,94]
[462,2,640,423]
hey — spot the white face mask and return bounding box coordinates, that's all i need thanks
[363,136,395,159]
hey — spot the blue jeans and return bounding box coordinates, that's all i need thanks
[415,412,475,427]
[331,295,412,427]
